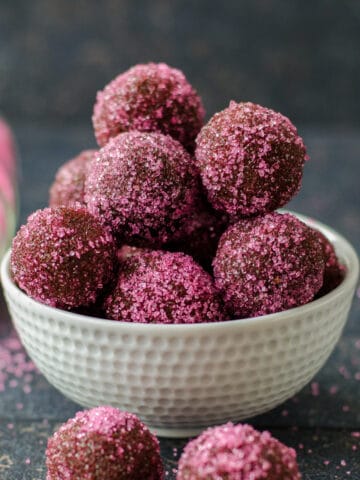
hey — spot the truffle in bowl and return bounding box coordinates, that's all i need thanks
[1,213,358,438]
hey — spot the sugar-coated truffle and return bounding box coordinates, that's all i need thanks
[104,249,225,324]
[165,197,228,272]
[177,423,301,480]
[46,406,164,480]
[92,62,205,152]
[85,131,199,247]
[116,245,148,262]
[49,149,97,207]
[314,229,345,297]
[195,101,308,218]
[213,212,325,318]
[10,207,116,309]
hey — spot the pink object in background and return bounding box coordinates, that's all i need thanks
[0,117,17,258]
[0,118,16,177]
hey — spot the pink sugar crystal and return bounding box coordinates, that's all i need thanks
[49,149,97,207]
[177,423,301,480]
[92,62,204,152]
[46,406,164,479]
[85,131,200,247]
[213,212,325,318]
[104,249,225,324]
[0,330,37,393]
[165,196,228,272]
[195,101,308,218]
[10,206,116,309]
[311,381,320,397]
[313,229,345,297]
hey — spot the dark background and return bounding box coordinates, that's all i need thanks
[0,2,359,479]
[0,0,359,128]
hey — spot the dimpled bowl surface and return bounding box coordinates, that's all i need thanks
[1,213,359,437]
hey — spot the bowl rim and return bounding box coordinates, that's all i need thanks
[1,211,359,334]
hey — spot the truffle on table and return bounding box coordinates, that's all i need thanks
[195,101,308,219]
[49,149,97,207]
[104,249,226,324]
[46,406,164,480]
[213,212,325,318]
[92,62,205,152]
[85,131,200,247]
[177,422,301,480]
[10,206,116,309]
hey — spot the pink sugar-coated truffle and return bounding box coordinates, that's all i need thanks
[314,229,346,297]
[213,212,325,318]
[46,406,164,480]
[10,206,116,309]
[85,131,200,247]
[116,244,148,262]
[104,249,225,324]
[49,149,97,207]
[92,62,205,152]
[195,101,308,219]
[165,197,228,272]
[176,423,301,480]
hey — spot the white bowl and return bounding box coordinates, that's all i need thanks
[1,213,358,437]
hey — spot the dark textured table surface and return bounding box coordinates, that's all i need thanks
[0,125,359,479]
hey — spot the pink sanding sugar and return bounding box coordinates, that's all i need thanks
[213,212,325,318]
[49,149,97,207]
[0,330,37,393]
[10,206,116,309]
[195,101,308,219]
[104,249,225,324]
[313,229,345,297]
[46,406,164,479]
[85,131,200,247]
[165,197,228,271]
[311,382,320,397]
[176,423,301,480]
[92,62,205,152]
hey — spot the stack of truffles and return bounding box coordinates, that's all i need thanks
[10,63,344,322]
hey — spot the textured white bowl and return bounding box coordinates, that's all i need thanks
[1,213,359,437]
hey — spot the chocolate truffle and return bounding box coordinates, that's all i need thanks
[46,406,164,480]
[85,131,199,247]
[213,212,325,318]
[195,101,308,218]
[314,229,345,297]
[165,197,228,272]
[104,249,225,324]
[116,245,148,262]
[93,62,205,152]
[177,423,301,480]
[49,149,97,207]
[10,206,116,309]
